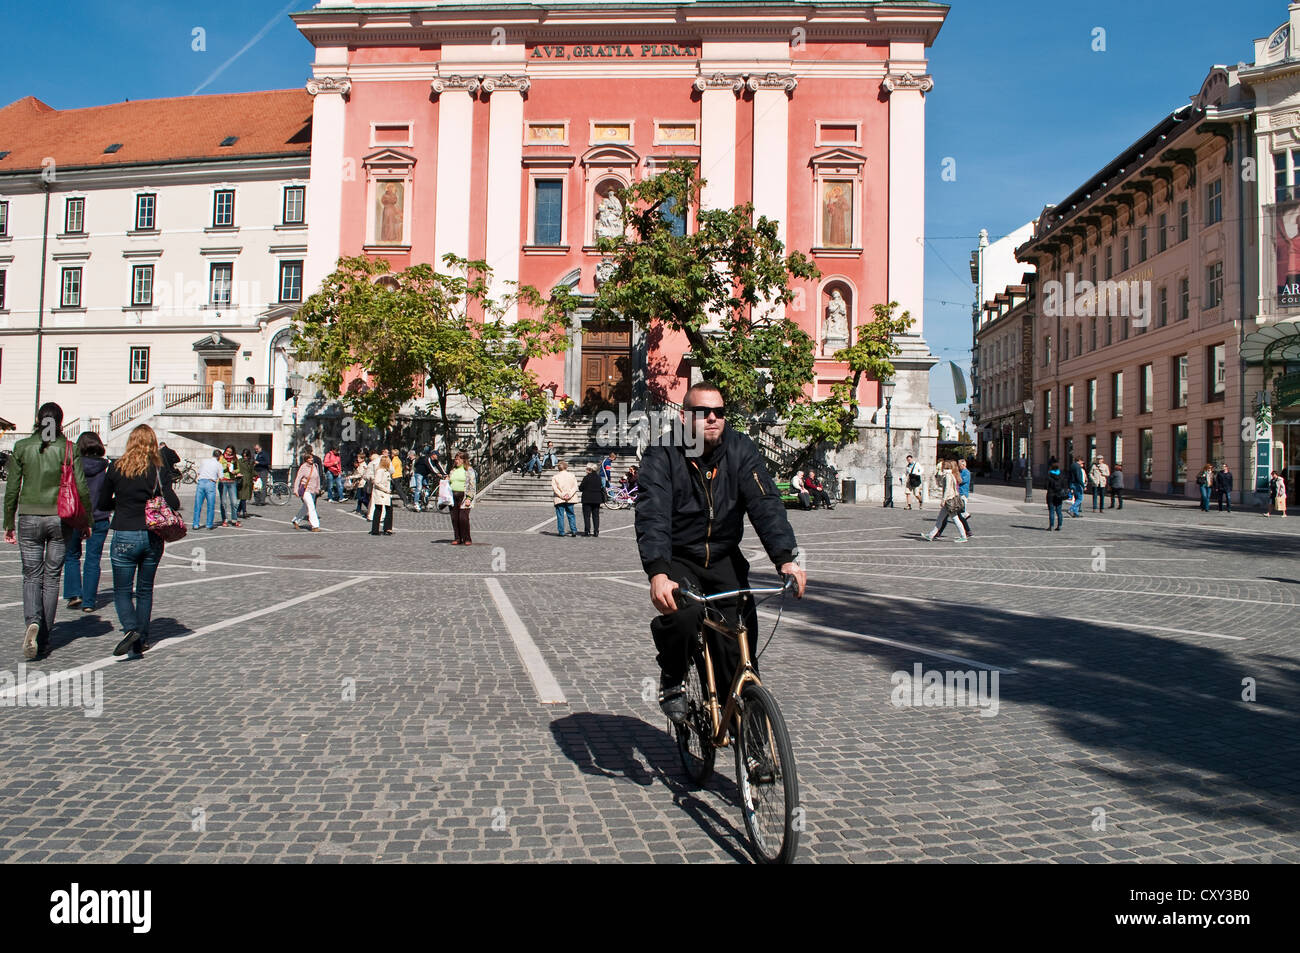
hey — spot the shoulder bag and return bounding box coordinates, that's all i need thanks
[145,469,187,542]
[57,440,89,528]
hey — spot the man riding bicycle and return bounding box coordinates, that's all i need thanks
[635,382,806,723]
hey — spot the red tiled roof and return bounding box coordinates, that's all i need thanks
[0,89,312,174]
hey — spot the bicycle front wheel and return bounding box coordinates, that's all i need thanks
[675,651,716,786]
[735,684,800,864]
[270,481,290,505]
[181,472,196,485]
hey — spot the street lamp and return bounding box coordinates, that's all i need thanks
[1022,398,1035,502]
[881,377,896,508]
[288,371,304,470]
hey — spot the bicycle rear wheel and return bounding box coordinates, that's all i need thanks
[181,471,196,485]
[270,481,290,506]
[735,684,799,864]
[674,651,716,786]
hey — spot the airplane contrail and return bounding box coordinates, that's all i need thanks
[191,0,300,96]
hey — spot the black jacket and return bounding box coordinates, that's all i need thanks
[1069,461,1085,486]
[635,424,796,578]
[579,472,605,505]
[1046,467,1069,505]
[1215,470,1234,493]
[100,463,181,532]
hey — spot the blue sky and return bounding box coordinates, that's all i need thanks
[3,0,1290,419]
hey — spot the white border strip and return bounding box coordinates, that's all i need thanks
[484,577,567,705]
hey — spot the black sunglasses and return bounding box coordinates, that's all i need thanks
[683,404,727,420]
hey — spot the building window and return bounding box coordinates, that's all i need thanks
[1104,246,1112,280]
[533,179,564,246]
[1087,378,1097,422]
[1207,343,1226,401]
[210,263,233,307]
[1105,316,1113,346]
[1179,277,1189,320]
[1089,318,1097,352]
[1076,324,1083,356]
[1172,354,1187,408]
[1158,286,1168,327]
[1043,390,1052,429]
[129,346,149,384]
[135,194,156,231]
[1140,428,1153,487]
[58,347,77,383]
[213,189,235,227]
[60,267,82,307]
[131,264,153,306]
[1120,235,1130,271]
[662,195,687,237]
[1063,331,1070,361]
[0,199,10,237]
[1178,200,1189,242]
[1087,434,1097,463]
[64,197,85,234]
[1111,432,1123,467]
[279,261,303,303]
[1139,363,1154,413]
[1207,418,1224,466]
[1172,424,1188,484]
[1205,179,1222,226]
[1043,335,1052,366]
[0,270,5,309]
[1090,254,1097,283]
[283,186,306,226]
[1121,309,1129,340]
[1111,371,1124,418]
[1157,213,1167,253]
[1065,384,1074,425]
[1205,261,1223,310]
[1139,225,1148,262]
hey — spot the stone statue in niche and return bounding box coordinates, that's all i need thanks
[823,290,849,354]
[594,191,623,240]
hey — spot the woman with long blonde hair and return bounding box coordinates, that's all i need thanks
[922,460,968,542]
[369,452,394,535]
[100,424,181,657]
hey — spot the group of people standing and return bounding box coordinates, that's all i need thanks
[191,445,259,529]
[4,403,181,660]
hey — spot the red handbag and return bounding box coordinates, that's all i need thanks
[57,441,89,528]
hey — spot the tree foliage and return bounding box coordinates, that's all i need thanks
[293,255,578,451]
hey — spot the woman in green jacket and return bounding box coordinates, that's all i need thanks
[236,449,255,520]
[2,402,92,661]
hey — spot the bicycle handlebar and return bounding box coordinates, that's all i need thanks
[676,575,796,605]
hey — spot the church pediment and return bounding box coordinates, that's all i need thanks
[193,331,240,354]
[362,148,416,170]
[810,148,866,168]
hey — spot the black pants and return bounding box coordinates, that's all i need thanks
[652,551,759,694]
[582,503,600,536]
[450,492,471,543]
[1217,490,1231,512]
[255,468,269,504]
[370,504,393,534]
[1109,488,1123,508]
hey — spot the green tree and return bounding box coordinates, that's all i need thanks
[293,255,577,453]
[590,160,820,415]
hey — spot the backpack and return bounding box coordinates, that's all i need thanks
[1196,471,1208,487]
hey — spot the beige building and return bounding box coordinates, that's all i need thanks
[973,273,1034,476]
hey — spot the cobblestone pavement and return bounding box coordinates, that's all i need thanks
[0,484,1296,863]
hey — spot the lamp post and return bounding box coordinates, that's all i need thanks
[881,377,896,508]
[288,371,304,471]
[960,407,970,462]
[1022,398,1035,502]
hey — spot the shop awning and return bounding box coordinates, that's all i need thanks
[1243,319,1300,365]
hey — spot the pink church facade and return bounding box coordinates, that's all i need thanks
[295,0,945,435]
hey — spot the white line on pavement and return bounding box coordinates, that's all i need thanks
[0,571,270,610]
[804,551,1208,561]
[484,577,567,704]
[600,576,1019,673]
[525,515,558,533]
[156,550,643,577]
[0,575,368,702]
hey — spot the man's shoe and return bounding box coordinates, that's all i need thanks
[66,597,82,609]
[132,638,150,656]
[659,682,689,724]
[22,623,40,660]
[113,630,139,657]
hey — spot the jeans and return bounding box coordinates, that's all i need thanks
[410,473,425,507]
[1069,483,1084,516]
[555,502,576,535]
[1217,490,1232,512]
[110,530,164,638]
[194,480,217,528]
[542,452,558,468]
[18,515,66,648]
[63,517,110,606]
[1048,502,1063,529]
[525,457,542,476]
[218,481,239,522]
[582,503,601,536]
[1091,487,1106,510]
[1199,485,1211,511]
[325,470,343,502]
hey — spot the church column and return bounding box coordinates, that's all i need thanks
[695,73,742,211]
[750,74,796,321]
[304,75,350,296]
[431,76,477,267]
[883,66,933,337]
[483,75,530,321]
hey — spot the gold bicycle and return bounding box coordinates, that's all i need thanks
[673,577,800,864]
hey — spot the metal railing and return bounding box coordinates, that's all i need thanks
[108,389,156,431]
[162,385,211,412]
[227,384,274,411]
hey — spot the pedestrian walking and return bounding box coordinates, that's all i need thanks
[1089,456,1110,512]
[291,449,323,531]
[1068,456,1086,517]
[1215,464,1233,513]
[903,454,924,510]
[253,443,271,505]
[448,451,474,545]
[411,447,431,511]
[1196,463,1214,512]
[63,431,112,613]
[236,449,255,520]
[193,450,221,530]
[552,460,579,537]
[3,402,92,660]
[1108,464,1125,509]
[100,424,182,658]
[1045,457,1069,531]
[349,452,371,515]
[953,458,973,538]
[369,452,395,535]
[580,463,604,536]
[922,460,968,542]
[1266,470,1288,517]
[601,452,617,494]
[218,445,241,527]
[158,441,181,485]
[323,446,343,503]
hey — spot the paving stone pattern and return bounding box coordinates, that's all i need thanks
[0,485,1296,863]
